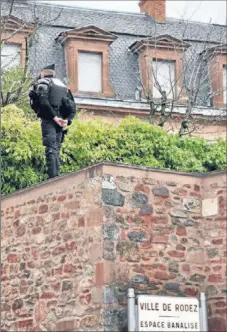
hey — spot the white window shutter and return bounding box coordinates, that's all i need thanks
[223,65,227,104]
[152,60,176,99]
[78,52,102,93]
[1,43,21,70]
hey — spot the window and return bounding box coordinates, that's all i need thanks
[78,52,102,93]
[1,43,21,70]
[223,65,227,104]
[56,25,116,96]
[152,59,176,99]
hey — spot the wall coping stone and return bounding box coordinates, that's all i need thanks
[2,161,226,202]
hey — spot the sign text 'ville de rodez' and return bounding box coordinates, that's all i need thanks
[138,295,200,331]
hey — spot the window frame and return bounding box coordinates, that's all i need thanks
[1,16,33,69]
[130,35,190,103]
[140,48,185,102]
[207,44,227,108]
[151,58,177,100]
[57,26,116,97]
[1,42,21,70]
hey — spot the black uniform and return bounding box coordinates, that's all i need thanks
[29,76,76,179]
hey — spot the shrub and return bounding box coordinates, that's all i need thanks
[1,105,46,194]
[1,107,226,195]
[1,67,34,115]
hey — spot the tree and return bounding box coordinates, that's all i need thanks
[1,0,63,107]
[130,17,227,136]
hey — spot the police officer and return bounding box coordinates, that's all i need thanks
[29,64,76,179]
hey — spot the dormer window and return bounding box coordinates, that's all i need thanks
[56,25,117,97]
[1,16,33,69]
[203,44,227,107]
[130,35,190,102]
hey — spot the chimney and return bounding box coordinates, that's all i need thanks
[139,0,166,22]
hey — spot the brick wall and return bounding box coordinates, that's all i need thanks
[1,163,226,331]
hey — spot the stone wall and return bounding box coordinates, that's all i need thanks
[1,165,105,332]
[1,163,226,331]
[79,111,227,141]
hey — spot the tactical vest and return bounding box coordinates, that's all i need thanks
[48,78,68,107]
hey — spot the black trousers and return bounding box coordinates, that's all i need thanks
[41,119,63,179]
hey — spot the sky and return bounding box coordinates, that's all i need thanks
[40,1,227,25]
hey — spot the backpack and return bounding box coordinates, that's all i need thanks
[29,78,52,115]
[29,86,39,114]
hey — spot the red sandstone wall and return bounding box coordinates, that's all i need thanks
[79,111,227,140]
[100,165,226,331]
[202,174,227,331]
[1,167,105,332]
[1,164,226,331]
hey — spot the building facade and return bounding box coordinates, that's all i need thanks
[1,0,227,138]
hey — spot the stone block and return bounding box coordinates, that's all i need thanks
[140,204,153,215]
[12,298,23,310]
[62,281,73,291]
[103,224,119,241]
[52,317,74,331]
[207,248,219,258]
[103,241,116,261]
[154,271,176,280]
[152,187,169,197]
[102,175,117,190]
[80,315,98,328]
[102,189,125,206]
[91,287,103,304]
[132,274,149,284]
[183,198,201,213]
[132,192,148,208]
[168,262,179,273]
[187,248,204,264]
[165,283,179,292]
[117,180,132,192]
[89,243,102,263]
[103,286,117,304]
[86,207,103,226]
[208,317,226,332]
[206,285,218,297]
[135,183,150,195]
[190,274,206,282]
[116,241,140,261]
[104,308,127,326]
[202,198,218,217]
[127,231,146,242]
[170,209,188,218]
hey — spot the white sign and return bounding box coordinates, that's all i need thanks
[138,295,200,332]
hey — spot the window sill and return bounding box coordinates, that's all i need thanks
[75,90,115,98]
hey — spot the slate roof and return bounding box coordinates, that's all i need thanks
[1,1,227,105]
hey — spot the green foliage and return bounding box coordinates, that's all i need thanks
[1,67,34,115]
[1,105,47,194]
[1,107,226,195]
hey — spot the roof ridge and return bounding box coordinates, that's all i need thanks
[31,1,146,17]
[167,17,227,27]
[9,1,226,27]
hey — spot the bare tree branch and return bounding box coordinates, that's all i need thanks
[1,1,64,107]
